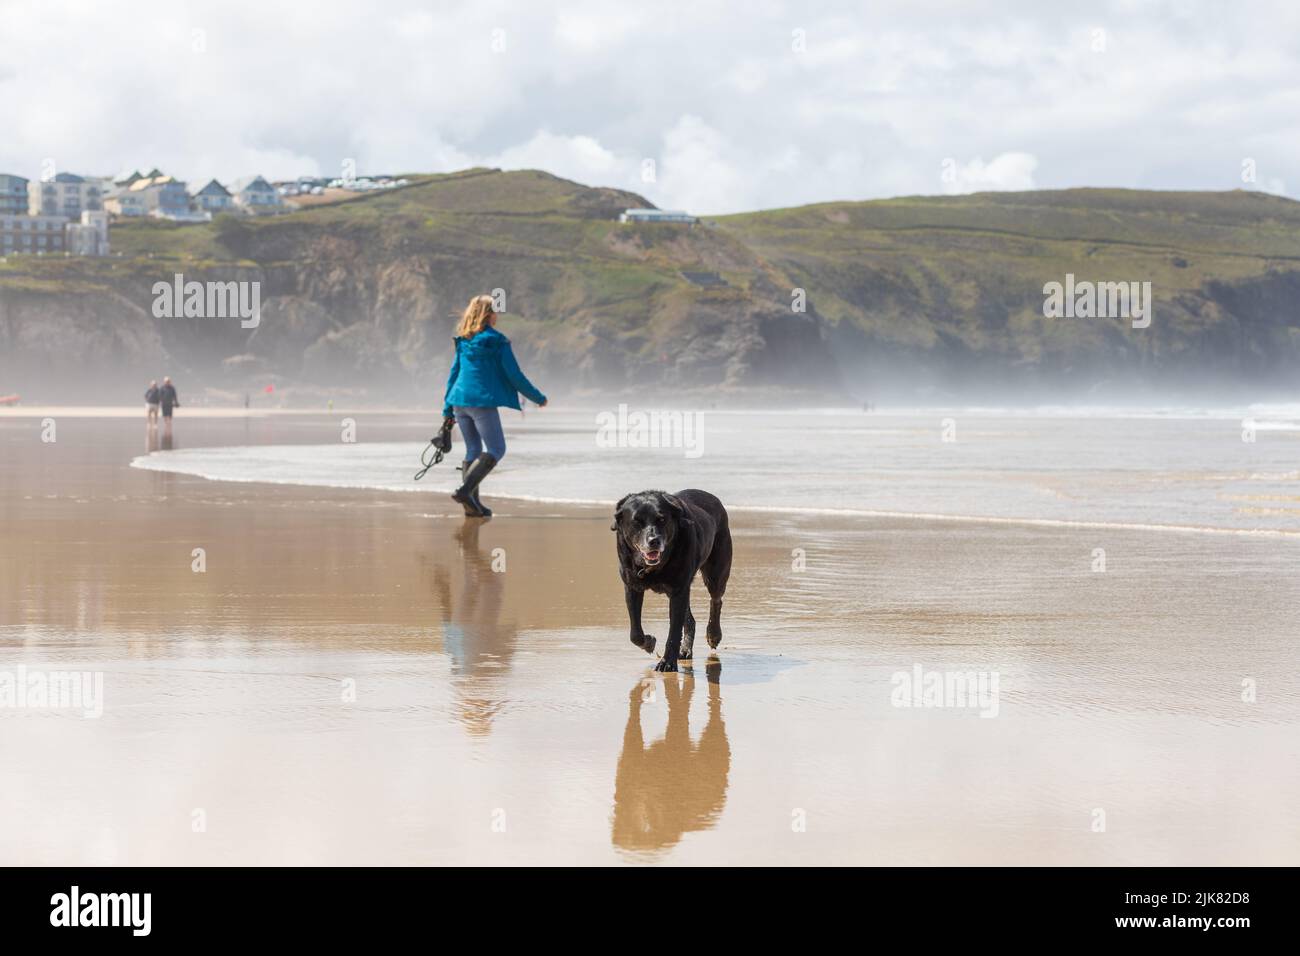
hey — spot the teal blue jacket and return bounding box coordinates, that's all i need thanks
[442,327,546,418]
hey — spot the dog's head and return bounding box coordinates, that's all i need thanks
[611,491,692,569]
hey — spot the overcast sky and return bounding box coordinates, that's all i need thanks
[1,0,1297,213]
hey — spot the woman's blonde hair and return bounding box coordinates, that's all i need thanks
[455,294,496,339]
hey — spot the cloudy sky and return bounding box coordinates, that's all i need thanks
[2,0,1298,213]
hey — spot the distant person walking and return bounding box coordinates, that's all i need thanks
[442,294,547,518]
[144,380,160,424]
[159,376,180,427]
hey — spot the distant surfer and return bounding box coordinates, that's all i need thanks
[441,294,548,518]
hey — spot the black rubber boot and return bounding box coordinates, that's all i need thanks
[452,453,498,517]
[454,460,476,516]
[455,459,493,516]
[452,459,481,516]
[462,455,497,517]
[468,453,497,517]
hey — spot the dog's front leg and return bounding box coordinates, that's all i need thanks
[625,585,656,655]
[655,588,689,672]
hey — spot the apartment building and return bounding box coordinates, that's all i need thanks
[135,174,192,218]
[0,174,29,215]
[28,172,105,218]
[104,190,147,217]
[0,213,70,254]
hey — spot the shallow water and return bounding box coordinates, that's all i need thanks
[3,411,1300,864]
[130,406,1300,534]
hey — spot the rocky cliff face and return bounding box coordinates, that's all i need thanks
[723,187,1300,401]
[2,173,1298,405]
[2,171,840,404]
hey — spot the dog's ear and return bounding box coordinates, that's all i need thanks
[662,493,694,525]
[611,494,630,532]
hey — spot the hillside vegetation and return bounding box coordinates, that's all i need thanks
[719,188,1300,397]
[2,169,1298,404]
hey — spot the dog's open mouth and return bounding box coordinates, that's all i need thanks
[640,548,662,566]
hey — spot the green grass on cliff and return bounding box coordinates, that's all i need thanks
[715,186,1300,351]
[8,169,1299,368]
[91,171,1300,299]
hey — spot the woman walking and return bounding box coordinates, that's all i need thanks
[442,295,547,517]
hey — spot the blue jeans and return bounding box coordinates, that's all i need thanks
[453,406,506,461]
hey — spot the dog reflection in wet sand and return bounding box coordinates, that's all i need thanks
[612,659,730,853]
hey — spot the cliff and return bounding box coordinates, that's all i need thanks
[2,169,1298,405]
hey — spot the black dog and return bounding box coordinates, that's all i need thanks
[612,489,732,672]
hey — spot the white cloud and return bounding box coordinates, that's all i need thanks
[724,59,768,94]
[655,116,749,212]
[491,131,620,183]
[553,6,646,52]
[0,0,1296,211]
[941,153,1039,195]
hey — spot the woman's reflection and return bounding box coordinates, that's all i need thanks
[612,658,730,853]
[428,520,515,736]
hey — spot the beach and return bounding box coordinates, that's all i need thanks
[2,409,1299,865]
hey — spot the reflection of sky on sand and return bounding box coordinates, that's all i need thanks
[679,650,804,686]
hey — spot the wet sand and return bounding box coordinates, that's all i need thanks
[2,412,1299,865]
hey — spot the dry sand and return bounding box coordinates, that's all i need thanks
[2,412,1298,864]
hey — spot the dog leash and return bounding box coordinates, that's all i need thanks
[414,417,456,481]
[413,440,444,481]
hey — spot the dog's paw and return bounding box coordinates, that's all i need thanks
[654,657,679,673]
[631,633,657,655]
[706,627,722,650]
